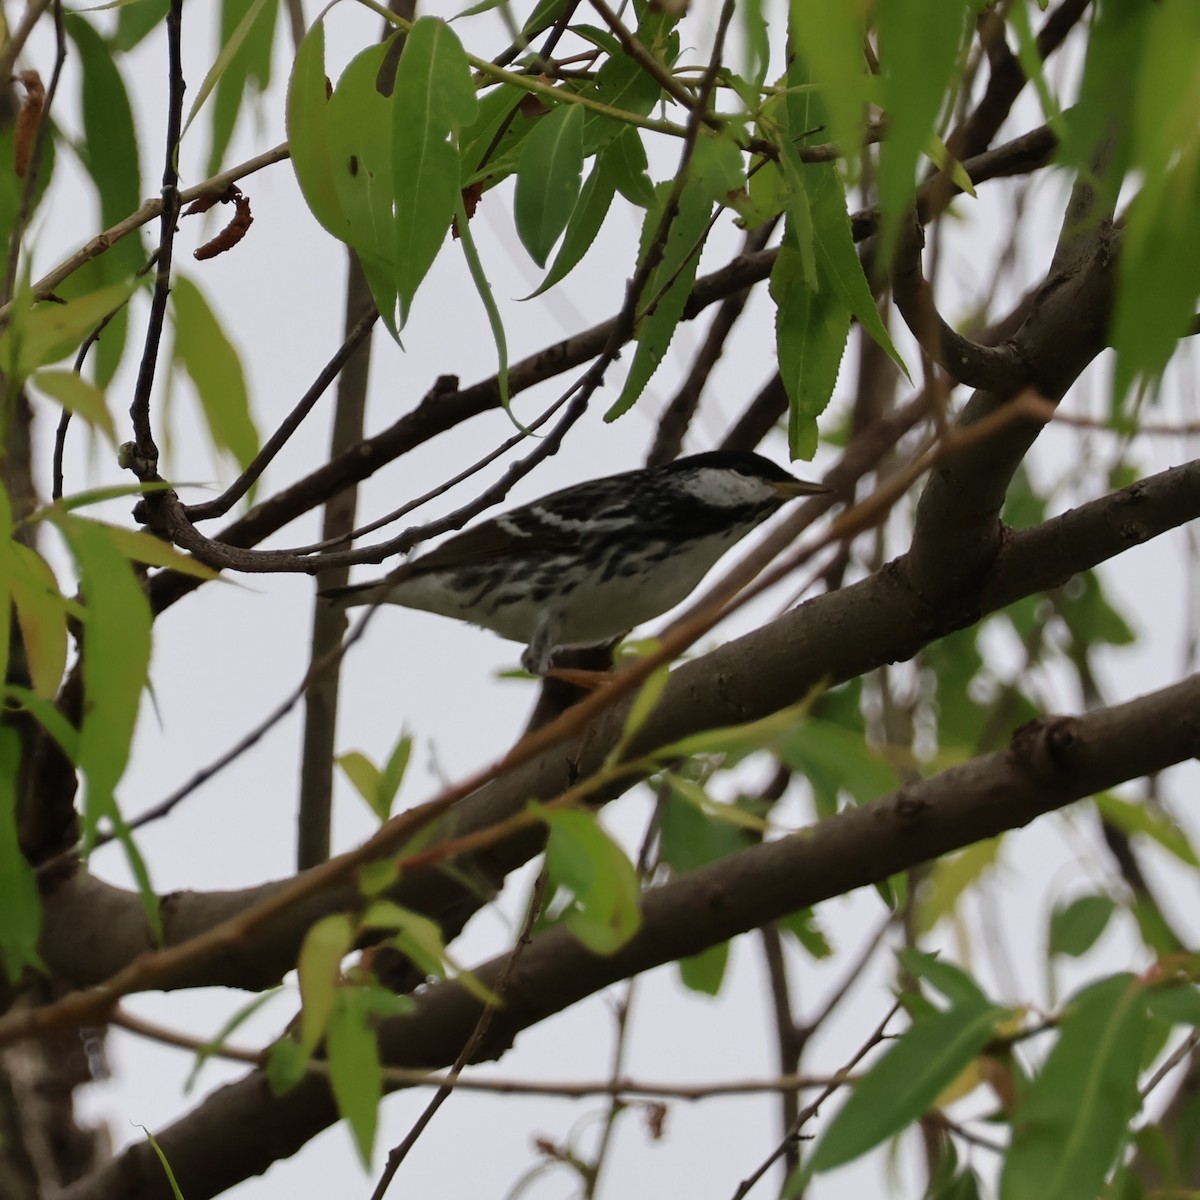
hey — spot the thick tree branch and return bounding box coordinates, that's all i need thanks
[57,672,1200,1200]
[36,458,1200,994]
[906,218,1119,599]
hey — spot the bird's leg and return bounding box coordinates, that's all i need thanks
[522,610,561,676]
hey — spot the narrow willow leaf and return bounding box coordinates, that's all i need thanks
[392,17,478,323]
[810,1001,1006,1173]
[1048,894,1116,958]
[770,239,850,460]
[0,279,140,379]
[604,178,713,421]
[205,0,278,176]
[3,686,80,762]
[0,727,44,982]
[604,125,655,209]
[1001,975,1148,1200]
[608,662,670,764]
[337,751,384,817]
[182,0,273,140]
[916,838,1003,934]
[328,39,402,325]
[185,987,282,1092]
[542,807,641,954]
[64,13,142,383]
[875,0,972,259]
[139,1127,186,1200]
[1113,158,1200,403]
[454,191,518,427]
[171,276,259,473]
[33,371,116,444]
[899,949,991,1010]
[378,733,412,819]
[807,162,908,378]
[777,718,897,806]
[297,913,354,1056]
[659,784,748,874]
[1094,791,1200,868]
[328,990,382,1166]
[93,523,220,579]
[679,942,728,996]
[514,102,586,268]
[287,20,349,239]
[58,516,151,847]
[525,155,617,298]
[7,542,68,698]
[787,0,868,172]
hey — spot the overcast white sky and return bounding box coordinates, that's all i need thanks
[22,2,1200,1196]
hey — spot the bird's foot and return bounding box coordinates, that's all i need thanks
[541,666,614,690]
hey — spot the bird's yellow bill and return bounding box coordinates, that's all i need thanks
[770,479,833,498]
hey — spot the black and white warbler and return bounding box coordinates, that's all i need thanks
[322,450,830,675]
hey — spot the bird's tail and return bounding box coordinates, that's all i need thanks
[318,580,387,608]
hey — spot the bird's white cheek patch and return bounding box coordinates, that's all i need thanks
[679,469,775,508]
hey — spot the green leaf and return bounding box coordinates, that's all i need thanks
[515,102,586,268]
[287,20,349,240]
[609,662,671,764]
[916,837,1003,934]
[525,154,617,298]
[64,14,143,383]
[337,751,383,815]
[0,279,140,380]
[115,0,169,51]
[679,942,728,996]
[139,1126,186,1200]
[604,178,713,421]
[542,807,641,954]
[875,0,972,258]
[328,38,402,329]
[265,1035,309,1095]
[786,0,868,173]
[1002,976,1148,1200]
[0,727,44,982]
[899,950,991,1010]
[32,370,116,444]
[1094,792,1199,869]
[1049,894,1116,959]
[297,913,354,1056]
[185,987,282,1092]
[4,686,80,763]
[809,1000,1006,1173]
[328,988,383,1166]
[1112,157,1200,403]
[659,784,749,875]
[777,908,833,959]
[56,518,150,837]
[604,125,655,209]
[392,17,478,323]
[6,542,68,698]
[771,229,850,461]
[777,718,896,808]
[97,525,220,580]
[1146,983,1200,1029]
[807,162,908,378]
[454,190,516,426]
[204,0,278,176]
[171,275,259,473]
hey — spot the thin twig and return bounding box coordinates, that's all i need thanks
[127,0,185,474]
[368,868,549,1200]
[183,307,380,521]
[731,1002,902,1199]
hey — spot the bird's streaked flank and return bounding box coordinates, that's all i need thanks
[322,450,831,675]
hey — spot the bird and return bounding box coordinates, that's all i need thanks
[321,450,831,675]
